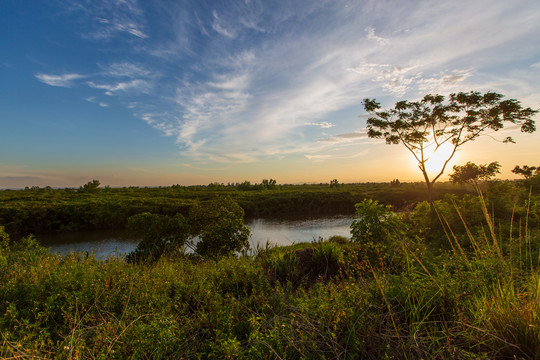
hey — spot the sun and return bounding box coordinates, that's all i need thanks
[419,142,458,177]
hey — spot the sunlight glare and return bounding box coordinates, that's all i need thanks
[417,142,458,177]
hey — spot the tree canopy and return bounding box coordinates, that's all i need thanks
[363,91,538,201]
[449,161,501,186]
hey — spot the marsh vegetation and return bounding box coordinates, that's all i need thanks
[1,169,539,359]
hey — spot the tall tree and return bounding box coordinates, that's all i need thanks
[363,91,537,202]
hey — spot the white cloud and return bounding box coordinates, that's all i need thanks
[101,62,150,78]
[35,73,85,87]
[211,10,235,38]
[46,1,540,166]
[418,70,473,93]
[305,154,332,161]
[365,26,389,45]
[85,96,109,107]
[87,79,151,95]
[347,62,419,97]
[305,122,334,129]
[319,131,369,143]
[65,0,148,40]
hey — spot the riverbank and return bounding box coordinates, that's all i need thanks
[39,216,354,257]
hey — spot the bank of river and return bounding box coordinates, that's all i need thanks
[39,216,354,258]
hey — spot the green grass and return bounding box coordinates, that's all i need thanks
[0,179,538,359]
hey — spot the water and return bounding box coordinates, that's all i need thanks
[39,216,354,258]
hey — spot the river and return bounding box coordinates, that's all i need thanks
[39,215,355,258]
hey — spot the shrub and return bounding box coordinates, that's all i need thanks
[126,212,190,263]
[189,197,251,258]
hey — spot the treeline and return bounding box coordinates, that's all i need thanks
[0,181,471,237]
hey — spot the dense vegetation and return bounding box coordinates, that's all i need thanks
[1,172,539,358]
[0,181,471,238]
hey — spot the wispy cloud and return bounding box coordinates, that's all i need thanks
[85,96,109,107]
[38,0,540,166]
[347,63,419,97]
[305,154,331,161]
[305,122,335,129]
[418,70,472,93]
[35,73,85,87]
[87,79,151,95]
[63,0,148,40]
[319,130,369,144]
[365,26,389,45]
[100,62,150,78]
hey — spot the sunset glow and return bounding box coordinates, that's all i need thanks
[1,1,539,188]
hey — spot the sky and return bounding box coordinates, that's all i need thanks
[1,0,540,188]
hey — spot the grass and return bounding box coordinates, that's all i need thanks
[0,183,539,359]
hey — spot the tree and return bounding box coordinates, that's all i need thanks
[329,179,340,188]
[126,212,190,263]
[449,161,501,187]
[512,165,540,179]
[261,178,277,189]
[363,91,537,202]
[189,197,251,258]
[78,179,101,193]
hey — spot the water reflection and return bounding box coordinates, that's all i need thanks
[40,216,354,258]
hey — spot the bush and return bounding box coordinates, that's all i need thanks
[189,197,251,258]
[126,212,190,263]
[350,199,409,269]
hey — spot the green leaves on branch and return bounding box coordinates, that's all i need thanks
[189,197,251,258]
[449,162,501,186]
[350,199,405,244]
[126,213,190,263]
[126,197,250,262]
[350,199,410,269]
[512,165,540,179]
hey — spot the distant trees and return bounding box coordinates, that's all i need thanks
[261,179,277,189]
[78,180,101,193]
[363,91,537,202]
[237,179,278,191]
[512,165,540,179]
[512,164,540,193]
[329,179,340,188]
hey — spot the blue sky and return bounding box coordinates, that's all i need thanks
[1,0,540,188]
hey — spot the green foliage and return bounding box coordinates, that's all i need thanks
[513,164,540,179]
[125,212,190,263]
[4,171,540,358]
[351,199,411,270]
[449,161,501,185]
[77,179,101,193]
[262,242,346,287]
[351,199,403,243]
[0,181,472,237]
[329,179,340,188]
[0,198,539,359]
[0,226,8,268]
[189,197,251,258]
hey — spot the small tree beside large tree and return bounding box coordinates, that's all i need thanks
[363,91,537,202]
